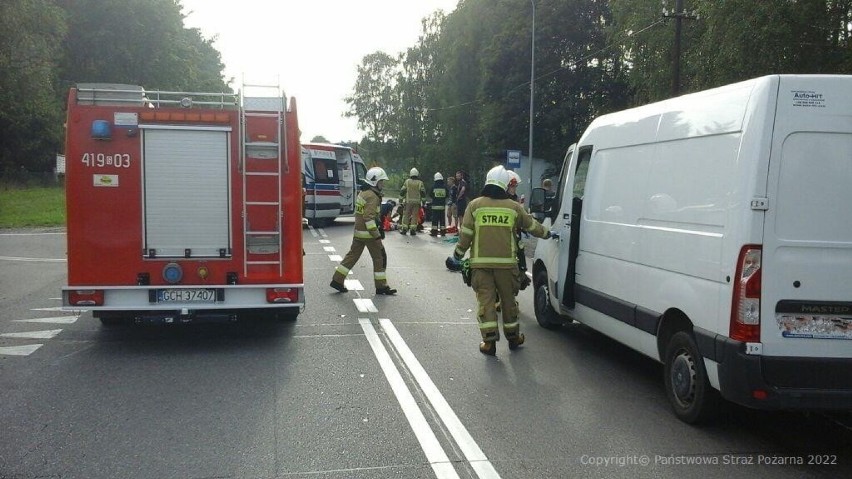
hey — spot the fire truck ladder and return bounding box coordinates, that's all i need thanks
[241,84,287,277]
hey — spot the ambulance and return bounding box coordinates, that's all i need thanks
[302,143,366,226]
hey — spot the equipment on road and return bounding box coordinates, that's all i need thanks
[62,82,305,324]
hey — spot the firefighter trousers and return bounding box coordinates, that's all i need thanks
[400,201,420,232]
[471,267,521,342]
[331,238,389,290]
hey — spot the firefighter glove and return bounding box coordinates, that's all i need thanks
[548,231,559,240]
[453,250,464,261]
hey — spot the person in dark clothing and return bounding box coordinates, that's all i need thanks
[455,170,469,226]
[429,172,448,236]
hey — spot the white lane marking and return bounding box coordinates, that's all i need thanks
[329,255,343,262]
[0,256,66,263]
[308,227,318,238]
[0,232,65,236]
[353,299,378,313]
[32,307,88,313]
[0,344,43,356]
[380,318,501,478]
[344,279,364,291]
[323,246,336,252]
[319,239,331,244]
[15,316,79,324]
[2,329,63,339]
[317,228,328,238]
[358,319,460,479]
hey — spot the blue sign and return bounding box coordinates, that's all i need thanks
[507,150,521,168]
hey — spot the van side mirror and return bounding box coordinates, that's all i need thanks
[529,187,546,213]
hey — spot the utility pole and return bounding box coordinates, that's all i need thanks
[663,0,698,96]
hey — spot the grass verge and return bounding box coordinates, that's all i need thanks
[0,186,65,228]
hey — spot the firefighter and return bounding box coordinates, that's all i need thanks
[330,167,398,296]
[399,167,426,236]
[453,165,553,355]
[429,172,448,236]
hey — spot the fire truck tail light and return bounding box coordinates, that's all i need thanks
[266,288,299,303]
[69,290,104,306]
[91,120,111,140]
[730,245,762,343]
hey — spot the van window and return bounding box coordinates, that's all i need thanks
[312,158,338,183]
[573,147,592,198]
[355,162,367,186]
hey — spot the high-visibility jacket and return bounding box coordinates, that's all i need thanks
[430,180,447,211]
[400,178,425,204]
[353,187,382,241]
[454,196,548,268]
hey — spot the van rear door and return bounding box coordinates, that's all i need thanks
[762,76,852,363]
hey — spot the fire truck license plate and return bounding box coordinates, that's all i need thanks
[157,289,216,303]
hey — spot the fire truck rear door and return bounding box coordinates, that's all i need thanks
[142,127,232,258]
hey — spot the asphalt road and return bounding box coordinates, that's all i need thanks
[1,223,850,479]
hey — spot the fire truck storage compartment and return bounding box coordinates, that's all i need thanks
[142,127,232,258]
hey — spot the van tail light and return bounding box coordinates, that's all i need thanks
[730,245,762,342]
[266,287,299,303]
[69,289,105,306]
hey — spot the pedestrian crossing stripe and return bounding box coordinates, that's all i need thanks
[15,316,79,324]
[0,344,43,356]
[1,329,63,339]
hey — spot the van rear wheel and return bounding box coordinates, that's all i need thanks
[533,270,563,330]
[663,331,719,424]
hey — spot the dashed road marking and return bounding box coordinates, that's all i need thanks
[329,255,343,262]
[323,246,336,252]
[344,280,364,291]
[353,298,378,313]
[2,329,63,339]
[0,256,66,263]
[15,316,79,324]
[0,344,43,356]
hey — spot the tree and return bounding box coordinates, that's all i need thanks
[0,0,67,174]
[56,0,228,93]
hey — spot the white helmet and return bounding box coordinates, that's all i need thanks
[507,170,521,189]
[434,172,443,181]
[410,168,419,177]
[485,165,510,191]
[364,167,388,187]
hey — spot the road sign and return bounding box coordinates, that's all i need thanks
[507,150,521,168]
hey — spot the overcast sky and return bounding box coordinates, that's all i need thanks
[179,0,459,143]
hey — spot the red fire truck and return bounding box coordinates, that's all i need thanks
[62,83,304,324]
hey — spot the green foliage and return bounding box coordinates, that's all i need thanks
[346,0,852,184]
[0,0,67,174]
[0,186,66,227]
[0,0,229,178]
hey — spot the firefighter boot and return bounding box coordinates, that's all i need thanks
[479,341,497,356]
[508,333,525,350]
[329,281,348,293]
[376,286,398,295]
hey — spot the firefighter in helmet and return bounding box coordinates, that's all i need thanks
[399,167,426,236]
[429,172,448,236]
[453,165,553,355]
[330,166,398,296]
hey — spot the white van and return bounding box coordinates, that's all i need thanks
[302,143,367,226]
[530,74,852,423]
